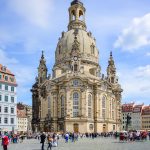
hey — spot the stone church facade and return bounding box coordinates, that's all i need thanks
[31,0,123,133]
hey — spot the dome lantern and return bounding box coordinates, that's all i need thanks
[68,0,86,31]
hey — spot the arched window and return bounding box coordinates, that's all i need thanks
[88,94,92,118]
[40,77,42,83]
[61,95,65,117]
[79,10,84,21]
[58,45,61,54]
[112,99,115,110]
[102,96,106,118]
[110,100,112,118]
[48,97,51,108]
[71,10,76,20]
[74,64,78,72]
[111,77,114,83]
[73,92,79,117]
[102,96,106,109]
[112,99,115,120]
[91,44,95,55]
[48,97,51,119]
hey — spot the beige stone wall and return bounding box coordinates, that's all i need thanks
[38,78,121,133]
[17,117,28,132]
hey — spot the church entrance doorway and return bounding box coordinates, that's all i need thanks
[73,123,79,133]
[103,124,107,132]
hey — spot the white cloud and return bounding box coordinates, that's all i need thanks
[114,13,150,51]
[136,65,150,78]
[8,0,54,28]
[0,49,18,65]
[0,49,35,103]
[118,64,150,104]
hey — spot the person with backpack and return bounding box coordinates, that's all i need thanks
[1,132,9,150]
[47,135,53,150]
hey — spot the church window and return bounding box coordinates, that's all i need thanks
[112,99,114,110]
[73,80,79,86]
[73,92,79,117]
[71,10,76,20]
[40,77,42,83]
[79,10,84,21]
[61,95,65,118]
[112,111,114,120]
[74,64,78,72]
[102,96,106,118]
[102,109,105,118]
[48,97,51,109]
[58,45,61,54]
[88,94,92,118]
[110,101,112,118]
[102,96,106,108]
[111,77,114,83]
[91,44,95,55]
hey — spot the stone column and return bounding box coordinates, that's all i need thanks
[114,91,122,131]
[93,86,98,132]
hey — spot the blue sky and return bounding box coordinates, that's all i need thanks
[0,0,150,105]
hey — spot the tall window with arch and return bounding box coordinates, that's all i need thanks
[91,44,95,55]
[74,64,78,72]
[112,99,115,119]
[110,100,112,118]
[73,92,79,117]
[71,10,76,21]
[61,95,65,117]
[102,96,106,119]
[48,97,51,118]
[58,45,61,54]
[88,94,92,118]
[79,10,84,21]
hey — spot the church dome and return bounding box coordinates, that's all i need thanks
[55,29,99,65]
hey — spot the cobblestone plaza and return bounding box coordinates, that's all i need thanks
[5,138,150,150]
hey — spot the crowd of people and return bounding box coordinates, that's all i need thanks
[0,132,28,150]
[118,131,150,142]
[1,130,150,150]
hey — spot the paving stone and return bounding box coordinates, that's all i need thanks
[6,137,150,150]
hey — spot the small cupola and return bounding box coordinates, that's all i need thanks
[68,0,86,30]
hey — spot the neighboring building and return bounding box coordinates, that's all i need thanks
[142,106,150,131]
[25,105,32,134]
[0,64,17,132]
[122,103,134,130]
[17,103,32,133]
[31,0,123,133]
[132,104,144,130]
[17,108,27,133]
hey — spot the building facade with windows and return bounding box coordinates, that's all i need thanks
[142,106,150,131]
[17,108,28,133]
[17,103,32,134]
[122,103,134,131]
[132,104,144,131]
[0,64,17,132]
[31,0,122,133]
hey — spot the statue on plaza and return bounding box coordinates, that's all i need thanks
[126,114,131,131]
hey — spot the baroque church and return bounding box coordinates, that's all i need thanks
[31,0,123,133]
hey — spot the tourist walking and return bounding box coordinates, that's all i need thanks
[65,133,69,143]
[148,132,150,140]
[47,135,53,150]
[40,132,46,150]
[2,132,9,150]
